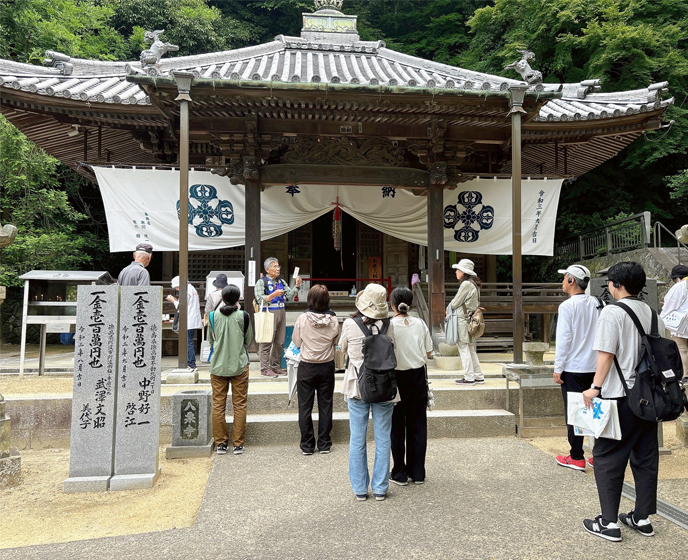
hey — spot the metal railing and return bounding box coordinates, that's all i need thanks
[556,212,651,260]
[653,221,688,265]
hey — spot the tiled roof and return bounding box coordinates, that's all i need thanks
[0,35,674,118]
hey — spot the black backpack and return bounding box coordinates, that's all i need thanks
[353,317,398,403]
[613,301,688,422]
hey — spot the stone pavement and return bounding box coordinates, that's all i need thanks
[3,437,687,560]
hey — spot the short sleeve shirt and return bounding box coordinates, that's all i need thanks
[391,316,433,370]
[592,298,665,398]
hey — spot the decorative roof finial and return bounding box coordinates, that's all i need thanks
[314,0,344,11]
[139,30,179,75]
[505,50,542,85]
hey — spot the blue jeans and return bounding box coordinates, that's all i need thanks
[347,397,394,496]
[187,329,197,369]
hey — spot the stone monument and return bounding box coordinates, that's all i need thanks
[0,221,21,489]
[589,275,659,311]
[110,286,163,491]
[64,285,120,492]
[166,389,214,458]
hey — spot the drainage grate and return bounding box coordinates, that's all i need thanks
[623,482,688,531]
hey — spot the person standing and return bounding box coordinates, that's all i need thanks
[254,257,302,378]
[209,285,252,455]
[660,264,688,375]
[553,264,600,471]
[582,262,664,541]
[205,273,228,321]
[167,276,203,372]
[117,243,153,286]
[292,285,339,455]
[389,287,433,486]
[451,259,484,385]
[339,283,397,502]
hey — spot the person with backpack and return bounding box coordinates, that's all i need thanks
[208,285,253,456]
[553,264,600,472]
[292,285,340,455]
[581,262,666,541]
[389,287,433,487]
[338,283,397,501]
[451,259,484,385]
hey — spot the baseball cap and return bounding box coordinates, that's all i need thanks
[558,264,591,281]
[135,243,153,254]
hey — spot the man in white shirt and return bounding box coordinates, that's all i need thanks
[581,262,663,542]
[553,264,599,471]
[167,276,204,372]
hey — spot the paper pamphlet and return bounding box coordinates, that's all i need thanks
[567,393,621,440]
[293,267,300,279]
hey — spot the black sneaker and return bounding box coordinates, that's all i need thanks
[216,443,228,455]
[233,446,244,455]
[390,478,408,486]
[474,378,485,384]
[619,511,654,537]
[302,450,314,455]
[355,494,367,501]
[319,449,331,454]
[374,493,386,501]
[583,515,622,542]
[455,378,475,385]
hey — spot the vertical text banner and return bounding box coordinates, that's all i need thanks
[111,286,163,491]
[65,285,119,492]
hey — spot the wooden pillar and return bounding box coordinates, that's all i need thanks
[173,72,194,369]
[510,86,528,364]
[427,163,446,335]
[244,156,261,345]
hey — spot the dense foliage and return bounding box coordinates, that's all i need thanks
[1,0,687,286]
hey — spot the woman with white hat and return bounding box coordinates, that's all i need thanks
[338,283,398,501]
[450,259,484,384]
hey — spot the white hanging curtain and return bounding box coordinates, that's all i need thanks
[93,167,562,256]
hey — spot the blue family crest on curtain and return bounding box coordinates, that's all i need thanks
[177,184,234,238]
[443,191,494,242]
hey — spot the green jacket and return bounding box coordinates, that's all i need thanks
[209,309,253,377]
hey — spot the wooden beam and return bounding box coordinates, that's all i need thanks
[260,164,429,188]
[244,156,261,352]
[427,170,445,335]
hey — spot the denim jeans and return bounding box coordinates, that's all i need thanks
[187,329,197,369]
[347,397,394,496]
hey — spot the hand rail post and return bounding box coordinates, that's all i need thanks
[578,235,584,260]
[605,226,611,256]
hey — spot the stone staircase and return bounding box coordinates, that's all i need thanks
[166,359,519,447]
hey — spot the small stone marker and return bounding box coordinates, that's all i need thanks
[166,389,214,458]
[110,286,163,491]
[1,394,22,489]
[64,285,119,493]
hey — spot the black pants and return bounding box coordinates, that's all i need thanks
[561,371,595,460]
[391,366,428,483]
[297,360,335,453]
[593,397,659,523]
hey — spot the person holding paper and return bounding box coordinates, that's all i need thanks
[660,264,688,374]
[553,264,599,471]
[581,262,665,542]
[254,258,302,377]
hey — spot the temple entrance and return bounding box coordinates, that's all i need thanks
[311,211,357,293]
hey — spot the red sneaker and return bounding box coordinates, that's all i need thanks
[556,455,586,471]
[587,457,594,469]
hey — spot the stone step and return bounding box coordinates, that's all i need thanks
[223,409,515,448]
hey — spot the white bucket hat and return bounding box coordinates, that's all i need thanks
[355,283,389,320]
[170,276,180,288]
[451,258,477,277]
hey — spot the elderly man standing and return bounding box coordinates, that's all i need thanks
[117,243,153,286]
[254,257,301,378]
[553,264,599,471]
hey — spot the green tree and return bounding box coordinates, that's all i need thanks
[0,116,95,288]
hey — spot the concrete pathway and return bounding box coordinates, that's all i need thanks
[3,438,686,560]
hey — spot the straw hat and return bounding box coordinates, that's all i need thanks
[355,283,389,320]
[451,259,477,277]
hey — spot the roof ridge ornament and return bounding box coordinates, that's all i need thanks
[139,30,179,76]
[43,51,73,76]
[505,50,542,85]
[314,0,344,11]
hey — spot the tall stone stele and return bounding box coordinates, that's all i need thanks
[0,222,21,489]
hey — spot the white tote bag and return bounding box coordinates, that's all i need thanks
[254,306,275,343]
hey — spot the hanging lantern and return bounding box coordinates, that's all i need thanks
[331,196,342,252]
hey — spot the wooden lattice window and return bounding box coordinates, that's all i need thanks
[188,247,246,282]
[358,223,382,258]
[288,225,312,260]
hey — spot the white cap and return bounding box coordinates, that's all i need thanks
[558,265,591,281]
